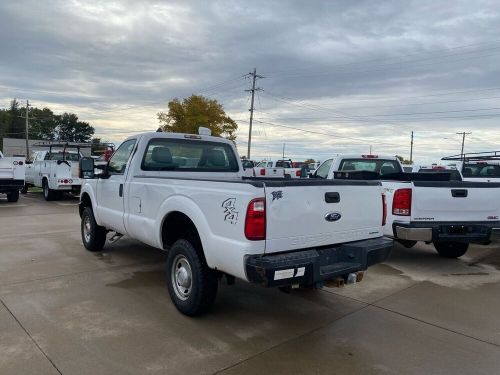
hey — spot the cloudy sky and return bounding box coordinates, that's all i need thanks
[1,0,500,163]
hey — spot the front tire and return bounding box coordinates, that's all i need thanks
[6,190,19,202]
[433,241,469,258]
[81,207,107,251]
[166,239,218,316]
[20,184,28,194]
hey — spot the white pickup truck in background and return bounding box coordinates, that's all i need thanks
[253,159,304,178]
[0,151,25,202]
[25,142,90,200]
[314,154,500,258]
[78,131,392,316]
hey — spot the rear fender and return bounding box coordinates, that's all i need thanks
[155,195,214,267]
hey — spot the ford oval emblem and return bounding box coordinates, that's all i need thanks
[325,212,342,222]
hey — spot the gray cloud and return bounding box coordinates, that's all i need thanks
[1,0,499,162]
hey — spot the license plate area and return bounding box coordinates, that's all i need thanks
[447,225,468,235]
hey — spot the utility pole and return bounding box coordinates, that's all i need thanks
[457,131,471,161]
[25,100,30,159]
[410,131,414,164]
[245,68,263,159]
[282,143,285,160]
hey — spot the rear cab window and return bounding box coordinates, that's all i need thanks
[339,159,402,175]
[463,163,500,178]
[141,138,239,172]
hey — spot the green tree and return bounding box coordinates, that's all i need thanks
[6,99,24,139]
[56,113,94,142]
[29,107,57,140]
[157,95,237,140]
[396,155,412,165]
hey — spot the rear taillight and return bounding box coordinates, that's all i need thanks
[259,168,265,176]
[296,170,301,177]
[392,188,412,216]
[245,198,266,240]
[382,194,387,226]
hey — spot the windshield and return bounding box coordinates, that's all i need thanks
[463,163,500,178]
[339,159,402,175]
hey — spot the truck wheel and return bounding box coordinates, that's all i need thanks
[43,179,60,201]
[166,239,218,316]
[433,241,469,258]
[20,184,28,194]
[7,190,19,202]
[81,207,107,251]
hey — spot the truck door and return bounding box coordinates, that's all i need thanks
[96,139,136,234]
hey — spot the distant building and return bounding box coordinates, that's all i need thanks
[2,138,91,157]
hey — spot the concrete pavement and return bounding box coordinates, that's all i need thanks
[1,192,499,374]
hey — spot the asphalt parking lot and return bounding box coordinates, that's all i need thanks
[1,193,500,374]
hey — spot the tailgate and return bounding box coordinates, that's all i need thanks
[0,157,24,180]
[264,180,384,253]
[412,181,500,222]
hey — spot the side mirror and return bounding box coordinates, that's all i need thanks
[80,157,95,179]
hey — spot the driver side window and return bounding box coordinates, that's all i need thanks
[315,159,333,179]
[108,139,136,175]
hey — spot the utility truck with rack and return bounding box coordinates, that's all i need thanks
[0,151,25,202]
[78,130,392,316]
[442,151,500,183]
[313,154,500,258]
[25,142,90,200]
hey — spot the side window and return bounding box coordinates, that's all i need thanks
[108,139,136,175]
[315,159,333,179]
[267,162,273,167]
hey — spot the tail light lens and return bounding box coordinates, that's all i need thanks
[393,188,412,216]
[259,168,265,176]
[382,194,387,226]
[245,198,266,240]
[296,170,301,177]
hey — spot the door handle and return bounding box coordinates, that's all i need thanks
[119,184,123,197]
[325,192,340,203]
[451,189,467,198]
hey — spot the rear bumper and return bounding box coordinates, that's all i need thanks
[393,221,500,244]
[0,179,24,193]
[245,237,393,287]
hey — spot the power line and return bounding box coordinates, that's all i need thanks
[264,39,500,76]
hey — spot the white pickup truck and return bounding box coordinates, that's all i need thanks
[253,159,304,179]
[0,151,25,202]
[313,154,500,258]
[78,131,392,315]
[25,142,89,200]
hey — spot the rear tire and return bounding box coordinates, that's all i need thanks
[6,190,19,202]
[433,241,469,258]
[166,239,218,316]
[81,207,107,251]
[43,179,60,201]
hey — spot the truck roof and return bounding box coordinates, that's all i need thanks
[123,132,236,147]
[332,154,399,160]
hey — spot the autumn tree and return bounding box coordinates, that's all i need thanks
[157,95,237,141]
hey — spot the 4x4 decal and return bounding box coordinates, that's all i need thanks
[222,198,238,224]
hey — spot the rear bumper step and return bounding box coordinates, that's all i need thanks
[394,221,500,244]
[245,237,393,287]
